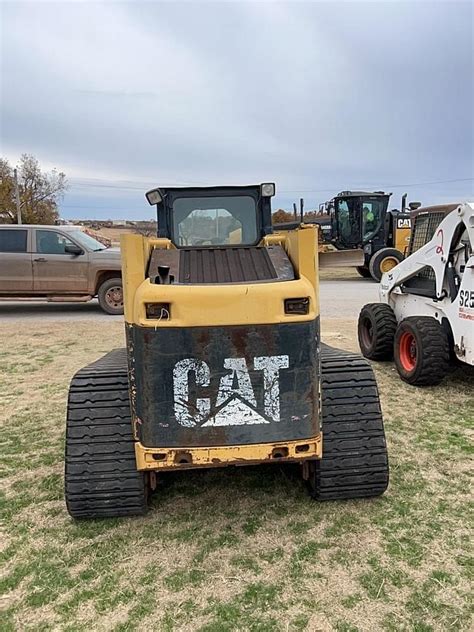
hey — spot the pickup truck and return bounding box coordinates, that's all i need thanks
[0,224,123,314]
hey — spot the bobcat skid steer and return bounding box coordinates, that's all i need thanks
[65,183,389,518]
[358,202,473,386]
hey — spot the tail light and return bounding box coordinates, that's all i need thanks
[146,303,171,320]
[284,298,310,315]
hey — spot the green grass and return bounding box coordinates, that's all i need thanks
[1,320,473,630]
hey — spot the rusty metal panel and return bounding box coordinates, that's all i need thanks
[127,320,319,448]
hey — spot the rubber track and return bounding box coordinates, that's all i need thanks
[314,344,389,500]
[65,349,147,519]
[358,303,397,360]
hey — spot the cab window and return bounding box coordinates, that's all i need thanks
[172,196,257,246]
[0,229,28,253]
[336,199,352,242]
[36,230,75,254]
[362,199,385,240]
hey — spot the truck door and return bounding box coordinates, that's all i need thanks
[33,229,89,293]
[0,228,33,292]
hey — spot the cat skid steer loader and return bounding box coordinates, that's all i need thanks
[358,202,473,386]
[65,183,389,518]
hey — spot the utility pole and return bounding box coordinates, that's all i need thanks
[13,168,21,224]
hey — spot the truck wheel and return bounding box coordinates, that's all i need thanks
[65,348,149,519]
[98,277,124,315]
[358,303,397,360]
[394,317,450,386]
[307,345,389,500]
[369,248,404,282]
[356,266,372,278]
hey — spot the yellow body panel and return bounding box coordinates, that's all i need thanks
[135,437,322,470]
[395,226,411,255]
[121,224,319,328]
[132,278,316,327]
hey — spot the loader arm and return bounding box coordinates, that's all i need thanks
[379,202,474,303]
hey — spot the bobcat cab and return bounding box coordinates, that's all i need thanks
[320,191,416,280]
[64,183,389,518]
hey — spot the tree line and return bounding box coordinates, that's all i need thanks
[0,155,67,224]
[0,155,323,226]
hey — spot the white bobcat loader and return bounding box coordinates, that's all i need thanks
[358,202,473,385]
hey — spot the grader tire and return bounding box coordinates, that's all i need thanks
[310,345,389,500]
[65,349,148,519]
[356,266,372,278]
[369,248,404,282]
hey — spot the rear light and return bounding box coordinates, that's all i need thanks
[284,297,309,315]
[146,303,171,320]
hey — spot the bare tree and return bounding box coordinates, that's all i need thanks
[134,221,157,237]
[0,154,67,224]
[272,209,294,223]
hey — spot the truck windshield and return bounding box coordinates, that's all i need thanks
[172,196,258,246]
[70,230,108,251]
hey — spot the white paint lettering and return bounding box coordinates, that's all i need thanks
[173,359,210,427]
[254,355,289,422]
[216,358,256,407]
[172,355,290,427]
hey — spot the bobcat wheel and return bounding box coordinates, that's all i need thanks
[307,345,389,500]
[358,303,397,360]
[65,349,149,519]
[394,317,450,386]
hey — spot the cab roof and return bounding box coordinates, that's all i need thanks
[153,184,264,196]
[335,191,390,198]
[410,203,462,219]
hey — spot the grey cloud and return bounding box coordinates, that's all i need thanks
[1,1,472,220]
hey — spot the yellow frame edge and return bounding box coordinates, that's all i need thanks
[135,436,322,471]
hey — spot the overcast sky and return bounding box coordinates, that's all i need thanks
[1,1,473,220]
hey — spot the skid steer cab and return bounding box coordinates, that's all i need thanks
[65,183,389,519]
[358,202,474,386]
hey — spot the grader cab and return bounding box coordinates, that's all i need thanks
[65,183,389,518]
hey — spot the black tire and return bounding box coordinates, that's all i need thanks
[65,348,148,519]
[393,317,450,386]
[369,248,404,282]
[356,266,372,278]
[97,277,124,315]
[309,345,389,500]
[358,303,397,360]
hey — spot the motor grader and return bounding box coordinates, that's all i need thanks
[65,183,389,518]
[319,190,416,280]
[358,202,473,386]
